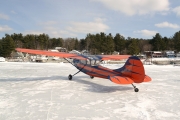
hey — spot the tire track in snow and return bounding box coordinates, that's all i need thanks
[46,87,53,120]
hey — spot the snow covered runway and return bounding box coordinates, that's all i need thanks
[0,62,180,120]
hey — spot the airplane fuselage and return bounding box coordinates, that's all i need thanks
[73,59,121,79]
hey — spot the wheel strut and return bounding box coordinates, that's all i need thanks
[68,69,82,80]
[67,62,87,80]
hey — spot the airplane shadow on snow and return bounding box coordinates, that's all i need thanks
[0,75,132,93]
[0,75,68,82]
[73,76,132,93]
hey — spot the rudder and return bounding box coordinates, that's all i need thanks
[115,56,145,83]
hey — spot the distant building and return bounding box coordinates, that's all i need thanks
[137,54,146,59]
[81,50,89,55]
[34,55,48,62]
[112,51,119,55]
[69,50,81,54]
[152,51,164,57]
[55,47,67,52]
[176,52,180,57]
[48,49,60,60]
[144,50,177,58]
[164,51,175,58]
[144,51,163,58]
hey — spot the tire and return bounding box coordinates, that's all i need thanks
[68,74,72,80]
[134,88,139,92]
[90,76,94,79]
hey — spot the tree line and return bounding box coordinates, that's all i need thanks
[0,31,180,57]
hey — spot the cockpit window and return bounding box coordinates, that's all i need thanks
[90,59,100,66]
[78,58,101,66]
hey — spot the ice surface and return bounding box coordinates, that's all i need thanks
[0,62,180,120]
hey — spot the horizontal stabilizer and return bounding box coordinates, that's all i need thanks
[144,75,152,82]
[109,76,134,84]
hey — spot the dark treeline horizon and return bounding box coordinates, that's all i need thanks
[0,30,180,57]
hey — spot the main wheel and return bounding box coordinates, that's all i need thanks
[134,88,139,92]
[68,74,72,80]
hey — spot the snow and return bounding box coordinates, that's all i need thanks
[0,62,180,120]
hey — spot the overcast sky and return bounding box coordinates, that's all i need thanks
[0,0,180,39]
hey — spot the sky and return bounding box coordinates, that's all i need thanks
[0,0,180,39]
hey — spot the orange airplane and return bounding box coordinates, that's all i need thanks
[16,48,151,92]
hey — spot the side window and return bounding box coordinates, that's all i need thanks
[80,60,87,64]
[90,60,100,66]
[86,59,90,65]
[95,60,100,65]
[91,60,95,65]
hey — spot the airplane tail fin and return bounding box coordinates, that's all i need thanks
[112,56,151,84]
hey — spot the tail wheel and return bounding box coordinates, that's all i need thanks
[68,74,72,80]
[134,88,139,92]
[132,84,139,92]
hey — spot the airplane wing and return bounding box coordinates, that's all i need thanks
[96,55,131,61]
[15,48,87,60]
[16,48,130,60]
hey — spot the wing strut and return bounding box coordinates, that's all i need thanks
[63,58,75,66]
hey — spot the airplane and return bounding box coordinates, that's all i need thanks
[15,48,151,92]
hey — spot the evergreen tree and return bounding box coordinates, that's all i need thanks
[162,37,169,50]
[49,37,63,49]
[74,39,79,50]
[85,34,91,52]
[0,40,2,56]
[1,30,180,57]
[23,34,36,49]
[94,33,102,54]
[100,32,107,54]
[127,38,140,55]
[150,33,165,51]
[79,39,86,51]
[105,33,114,54]
[37,33,49,50]
[114,33,125,54]
[173,31,180,52]
[11,33,23,48]
[1,34,15,57]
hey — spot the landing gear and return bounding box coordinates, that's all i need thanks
[68,67,84,80]
[68,69,82,80]
[67,63,87,80]
[68,74,72,80]
[132,84,139,92]
[90,76,94,79]
[64,58,88,81]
